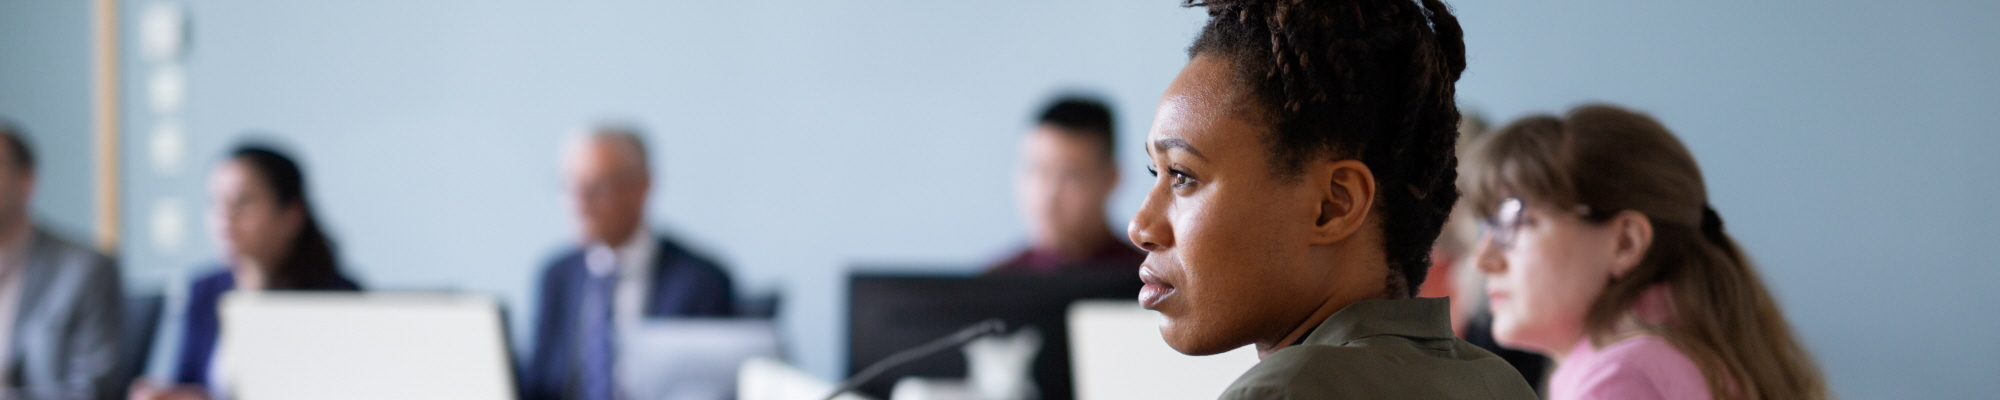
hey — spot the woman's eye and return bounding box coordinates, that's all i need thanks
[1169,170,1195,189]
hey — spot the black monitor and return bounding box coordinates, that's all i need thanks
[847,270,1142,400]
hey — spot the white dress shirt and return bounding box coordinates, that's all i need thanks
[583,228,657,330]
[583,228,658,400]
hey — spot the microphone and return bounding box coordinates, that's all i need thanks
[823,319,1007,400]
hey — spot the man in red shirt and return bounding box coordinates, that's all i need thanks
[989,95,1145,274]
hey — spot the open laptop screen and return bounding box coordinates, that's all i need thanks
[220,292,517,400]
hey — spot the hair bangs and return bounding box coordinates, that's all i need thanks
[1462,115,1578,220]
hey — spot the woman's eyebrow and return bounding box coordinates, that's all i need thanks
[1152,138,1207,160]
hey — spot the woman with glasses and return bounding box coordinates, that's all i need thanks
[1465,104,1825,400]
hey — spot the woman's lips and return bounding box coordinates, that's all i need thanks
[1139,266,1176,310]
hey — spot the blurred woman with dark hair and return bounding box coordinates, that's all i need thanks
[131,143,362,400]
[1466,104,1826,400]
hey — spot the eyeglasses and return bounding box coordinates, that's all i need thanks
[1478,197,1612,250]
[1479,198,1527,250]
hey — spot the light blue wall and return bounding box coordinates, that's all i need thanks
[115,0,1208,384]
[0,0,98,241]
[90,0,2000,398]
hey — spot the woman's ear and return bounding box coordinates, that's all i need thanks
[1607,210,1654,278]
[1308,159,1376,245]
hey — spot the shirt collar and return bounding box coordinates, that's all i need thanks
[585,227,656,278]
[618,229,656,276]
[1302,297,1458,346]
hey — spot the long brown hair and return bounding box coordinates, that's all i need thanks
[230,144,345,289]
[1463,104,1825,400]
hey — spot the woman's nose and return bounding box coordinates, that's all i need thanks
[1127,190,1171,252]
[1472,234,1505,274]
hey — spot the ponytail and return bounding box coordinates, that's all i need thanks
[1652,207,1825,400]
[229,144,345,290]
[1700,205,1725,242]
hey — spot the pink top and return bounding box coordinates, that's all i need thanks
[1549,335,1712,400]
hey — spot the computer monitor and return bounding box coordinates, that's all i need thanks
[618,319,783,400]
[847,270,1141,400]
[219,292,516,400]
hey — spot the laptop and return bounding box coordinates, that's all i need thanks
[1066,300,1259,400]
[618,319,783,400]
[219,292,517,400]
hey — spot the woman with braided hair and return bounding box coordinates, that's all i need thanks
[1466,104,1827,400]
[1127,0,1537,398]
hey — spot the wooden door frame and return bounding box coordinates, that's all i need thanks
[92,0,119,254]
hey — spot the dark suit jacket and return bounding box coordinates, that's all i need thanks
[522,236,735,400]
[169,268,362,387]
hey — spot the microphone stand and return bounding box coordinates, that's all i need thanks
[822,319,1007,400]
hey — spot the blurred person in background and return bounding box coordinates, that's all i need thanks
[130,143,363,400]
[1421,110,1552,392]
[988,95,1144,274]
[1467,104,1826,400]
[1124,0,1536,398]
[0,119,124,400]
[1420,109,1490,333]
[523,125,734,400]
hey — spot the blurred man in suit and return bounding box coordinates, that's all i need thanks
[523,125,735,400]
[0,119,122,400]
[988,95,1144,274]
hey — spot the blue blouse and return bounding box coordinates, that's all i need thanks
[169,267,362,387]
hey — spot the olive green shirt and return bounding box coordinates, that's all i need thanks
[1219,297,1539,400]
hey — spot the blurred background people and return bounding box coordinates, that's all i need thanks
[1124,0,1535,398]
[988,95,1143,274]
[523,126,735,400]
[1421,110,1491,334]
[0,120,123,400]
[130,143,363,400]
[0,0,1988,396]
[1467,104,1826,400]
[1421,110,1552,392]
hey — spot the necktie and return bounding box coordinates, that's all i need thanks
[579,268,617,400]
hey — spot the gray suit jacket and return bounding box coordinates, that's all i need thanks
[7,229,121,400]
